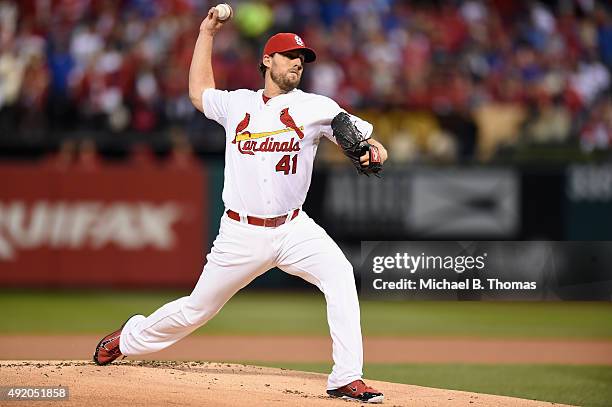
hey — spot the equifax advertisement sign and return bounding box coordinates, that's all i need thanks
[0,164,206,288]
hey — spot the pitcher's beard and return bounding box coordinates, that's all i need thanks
[271,70,301,92]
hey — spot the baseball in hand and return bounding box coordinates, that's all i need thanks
[215,3,232,21]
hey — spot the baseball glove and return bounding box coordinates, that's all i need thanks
[331,112,383,176]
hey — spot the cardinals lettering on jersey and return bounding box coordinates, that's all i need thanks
[238,137,301,155]
[232,107,304,156]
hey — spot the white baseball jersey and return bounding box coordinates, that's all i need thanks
[202,88,373,217]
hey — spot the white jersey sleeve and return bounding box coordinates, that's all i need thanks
[202,88,231,127]
[316,97,373,145]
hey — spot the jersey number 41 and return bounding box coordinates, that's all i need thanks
[275,154,298,175]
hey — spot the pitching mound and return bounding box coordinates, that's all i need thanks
[0,361,568,406]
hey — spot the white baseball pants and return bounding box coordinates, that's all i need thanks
[119,210,363,389]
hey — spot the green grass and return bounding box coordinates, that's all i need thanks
[249,362,612,407]
[2,290,611,405]
[1,290,612,338]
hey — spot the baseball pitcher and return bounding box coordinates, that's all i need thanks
[94,6,387,404]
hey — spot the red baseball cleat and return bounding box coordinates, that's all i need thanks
[93,315,140,366]
[327,379,384,403]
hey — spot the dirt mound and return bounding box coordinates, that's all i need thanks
[0,361,568,406]
[2,335,611,364]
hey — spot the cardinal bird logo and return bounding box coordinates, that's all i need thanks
[232,112,251,143]
[279,108,304,139]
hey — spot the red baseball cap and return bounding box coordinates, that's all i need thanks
[263,33,316,63]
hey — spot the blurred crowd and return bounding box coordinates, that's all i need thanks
[0,0,611,163]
